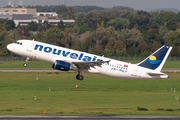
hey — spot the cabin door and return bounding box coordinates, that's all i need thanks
[132,66,138,76]
[27,42,33,52]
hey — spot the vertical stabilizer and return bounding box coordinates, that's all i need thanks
[138,45,172,71]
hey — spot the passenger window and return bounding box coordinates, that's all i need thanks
[14,42,22,45]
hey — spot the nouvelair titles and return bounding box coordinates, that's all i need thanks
[34,44,103,62]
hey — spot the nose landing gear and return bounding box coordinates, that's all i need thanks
[23,57,29,67]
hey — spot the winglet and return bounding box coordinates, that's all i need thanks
[106,60,111,65]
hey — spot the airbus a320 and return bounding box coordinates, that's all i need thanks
[7,39,172,80]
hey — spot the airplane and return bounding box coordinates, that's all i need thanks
[7,39,172,80]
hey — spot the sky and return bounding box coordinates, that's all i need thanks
[1,0,180,11]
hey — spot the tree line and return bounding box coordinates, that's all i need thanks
[1,5,180,57]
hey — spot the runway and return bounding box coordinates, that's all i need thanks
[0,115,180,120]
[0,69,179,72]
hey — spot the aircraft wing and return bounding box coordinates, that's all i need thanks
[52,57,109,71]
[72,61,106,70]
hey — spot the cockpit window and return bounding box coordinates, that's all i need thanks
[14,41,23,45]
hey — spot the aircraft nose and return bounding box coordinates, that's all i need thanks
[7,44,13,51]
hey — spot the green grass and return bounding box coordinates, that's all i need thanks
[0,61,51,69]
[0,61,180,69]
[127,61,180,69]
[0,72,180,115]
[163,61,180,69]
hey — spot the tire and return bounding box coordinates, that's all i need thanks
[23,63,27,67]
[76,74,84,80]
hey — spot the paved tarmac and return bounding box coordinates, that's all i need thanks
[0,69,179,72]
[0,116,180,120]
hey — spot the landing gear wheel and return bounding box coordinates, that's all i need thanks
[23,63,27,67]
[76,74,84,80]
[79,75,84,80]
[76,74,79,79]
[23,57,29,67]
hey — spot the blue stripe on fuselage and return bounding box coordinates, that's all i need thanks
[34,44,103,62]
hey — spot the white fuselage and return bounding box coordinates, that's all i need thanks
[7,40,168,79]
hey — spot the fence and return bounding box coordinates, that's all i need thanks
[0,57,180,62]
[110,57,180,61]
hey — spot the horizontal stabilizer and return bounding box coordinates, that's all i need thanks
[147,71,169,79]
[147,72,165,76]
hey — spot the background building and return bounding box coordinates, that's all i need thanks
[0,8,74,26]
[0,8,37,16]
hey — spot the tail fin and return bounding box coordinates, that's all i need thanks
[138,45,172,71]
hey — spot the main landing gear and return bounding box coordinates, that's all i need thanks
[76,71,84,80]
[23,57,29,67]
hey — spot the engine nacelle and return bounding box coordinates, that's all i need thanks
[52,60,77,71]
[52,60,71,71]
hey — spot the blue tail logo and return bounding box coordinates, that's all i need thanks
[148,56,161,64]
[138,45,171,70]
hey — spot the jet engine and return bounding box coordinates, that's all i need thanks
[52,60,76,71]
